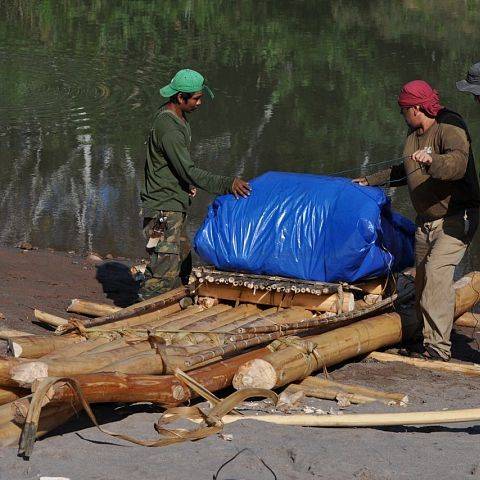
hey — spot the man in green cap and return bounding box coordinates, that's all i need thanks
[139,68,251,300]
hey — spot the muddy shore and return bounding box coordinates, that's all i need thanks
[1,245,480,480]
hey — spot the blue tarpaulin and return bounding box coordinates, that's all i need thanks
[194,171,415,283]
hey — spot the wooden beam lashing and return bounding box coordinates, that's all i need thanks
[197,284,354,313]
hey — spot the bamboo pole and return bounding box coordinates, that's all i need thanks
[9,341,154,387]
[218,307,280,331]
[218,407,480,427]
[34,309,68,328]
[455,312,480,328]
[43,336,118,359]
[241,307,313,329]
[67,299,120,317]
[284,384,381,405]
[0,329,34,339]
[287,376,408,405]
[0,401,75,448]
[59,286,189,333]
[197,284,355,313]
[7,335,86,359]
[354,278,387,295]
[0,387,28,406]
[0,348,268,447]
[158,305,232,331]
[89,302,182,332]
[367,351,480,376]
[184,304,260,331]
[233,271,480,390]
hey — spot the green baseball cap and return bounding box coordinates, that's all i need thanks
[159,69,214,99]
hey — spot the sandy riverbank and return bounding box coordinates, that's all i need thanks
[0,245,480,479]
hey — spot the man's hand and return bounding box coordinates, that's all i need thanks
[352,177,369,186]
[412,149,433,165]
[189,186,197,197]
[231,177,251,199]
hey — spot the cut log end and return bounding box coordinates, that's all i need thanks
[10,362,48,387]
[232,359,277,390]
[9,341,22,358]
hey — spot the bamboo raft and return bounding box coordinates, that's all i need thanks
[0,267,479,456]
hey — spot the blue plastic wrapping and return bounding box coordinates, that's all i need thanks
[194,172,415,283]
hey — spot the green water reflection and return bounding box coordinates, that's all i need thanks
[0,0,479,270]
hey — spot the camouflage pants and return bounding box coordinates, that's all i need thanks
[139,211,192,299]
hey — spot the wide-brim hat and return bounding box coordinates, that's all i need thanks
[160,68,214,99]
[456,62,480,95]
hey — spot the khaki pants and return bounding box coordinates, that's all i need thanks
[414,210,477,360]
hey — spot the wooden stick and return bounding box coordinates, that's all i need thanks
[34,309,68,328]
[293,376,408,405]
[367,351,480,376]
[197,284,355,313]
[219,407,480,427]
[285,384,376,405]
[67,299,120,317]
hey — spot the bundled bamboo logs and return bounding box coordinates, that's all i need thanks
[0,349,268,448]
[197,284,355,313]
[232,272,480,390]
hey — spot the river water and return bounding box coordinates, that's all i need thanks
[1,0,479,271]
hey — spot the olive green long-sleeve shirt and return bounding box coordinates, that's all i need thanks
[366,120,479,221]
[141,107,234,216]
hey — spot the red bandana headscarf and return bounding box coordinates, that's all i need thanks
[398,80,444,117]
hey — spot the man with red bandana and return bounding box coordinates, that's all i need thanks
[354,80,480,361]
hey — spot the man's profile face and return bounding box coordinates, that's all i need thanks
[400,106,421,129]
[180,91,203,113]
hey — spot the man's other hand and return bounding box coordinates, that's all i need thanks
[231,178,251,199]
[412,149,433,165]
[352,177,369,186]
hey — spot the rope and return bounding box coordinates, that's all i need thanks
[325,154,410,177]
